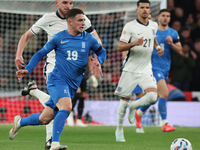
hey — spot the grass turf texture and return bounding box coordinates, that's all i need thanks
[1,125,200,150]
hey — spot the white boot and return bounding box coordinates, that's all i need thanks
[76,119,87,127]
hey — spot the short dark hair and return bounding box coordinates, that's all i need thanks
[66,8,84,20]
[137,0,151,7]
[158,9,170,15]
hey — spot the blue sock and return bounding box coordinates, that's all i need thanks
[20,113,42,127]
[52,110,69,142]
[158,98,167,120]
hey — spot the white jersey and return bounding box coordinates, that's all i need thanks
[121,19,158,74]
[30,11,92,66]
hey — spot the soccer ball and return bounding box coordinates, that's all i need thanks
[170,138,192,150]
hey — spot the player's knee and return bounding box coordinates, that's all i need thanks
[39,117,52,125]
[146,92,158,104]
[159,92,168,99]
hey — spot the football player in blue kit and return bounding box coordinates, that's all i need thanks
[134,9,182,132]
[9,8,106,150]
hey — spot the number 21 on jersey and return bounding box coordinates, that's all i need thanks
[143,39,151,47]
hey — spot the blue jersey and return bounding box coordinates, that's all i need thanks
[152,27,180,72]
[25,30,106,89]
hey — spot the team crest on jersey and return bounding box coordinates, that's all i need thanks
[81,42,86,52]
[82,42,85,48]
[152,29,156,35]
[117,87,122,92]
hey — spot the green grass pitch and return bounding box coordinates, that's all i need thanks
[1,125,200,150]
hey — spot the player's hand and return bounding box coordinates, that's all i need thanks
[157,47,164,56]
[91,55,103,79]
[166,36,173,45]
[16,69,28,82]
[93,62,103,79]
[134,37,144,46]
[15,56,25,70]
[88,55,103,79]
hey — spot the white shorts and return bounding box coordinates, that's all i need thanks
[43,62,55,82]
[114,70,157,98]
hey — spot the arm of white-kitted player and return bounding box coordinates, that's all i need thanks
[23,35,57,75]
[16,47,49,83]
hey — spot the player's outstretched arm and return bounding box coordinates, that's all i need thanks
[15,30,35,70]
[16,69,28,82]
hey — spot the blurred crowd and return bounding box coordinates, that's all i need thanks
[167,0,200,91]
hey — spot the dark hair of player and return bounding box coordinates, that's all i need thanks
[66,8,84,20]
[158,9,170,15]
[137,0,151,7]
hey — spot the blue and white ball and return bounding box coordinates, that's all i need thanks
[170,138,192,150]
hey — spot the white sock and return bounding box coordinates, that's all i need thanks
[116,99,129,132]
[137,109,145,117]
[162,119,168,126]
[29,89,50,107]
[46,120,54,142]
[51,142,60,148]
[130,92,157,110]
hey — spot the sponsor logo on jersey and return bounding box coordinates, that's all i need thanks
[61,40,69,44]
[81,49,85,52]
[49,23,56,27]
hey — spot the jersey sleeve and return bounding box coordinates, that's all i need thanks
[25,34,58,74]
[84,15,94,33]
[172,30,180,43]
[119,23,132,43]
[89,35,106,64]
[153,21,158,38]
[30,14,47,35]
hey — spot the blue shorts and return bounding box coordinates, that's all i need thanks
[132,85,143,95]
[153,70,169,83]
[45,73,77,115]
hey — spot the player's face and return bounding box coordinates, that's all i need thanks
[136,3,151,19]
[158,12,171,26]
[56,0,73,16]
[148,14,153,21]
[71,14,85,34]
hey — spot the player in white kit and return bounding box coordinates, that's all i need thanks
[114,0,164,142]
[15,0,102,149]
